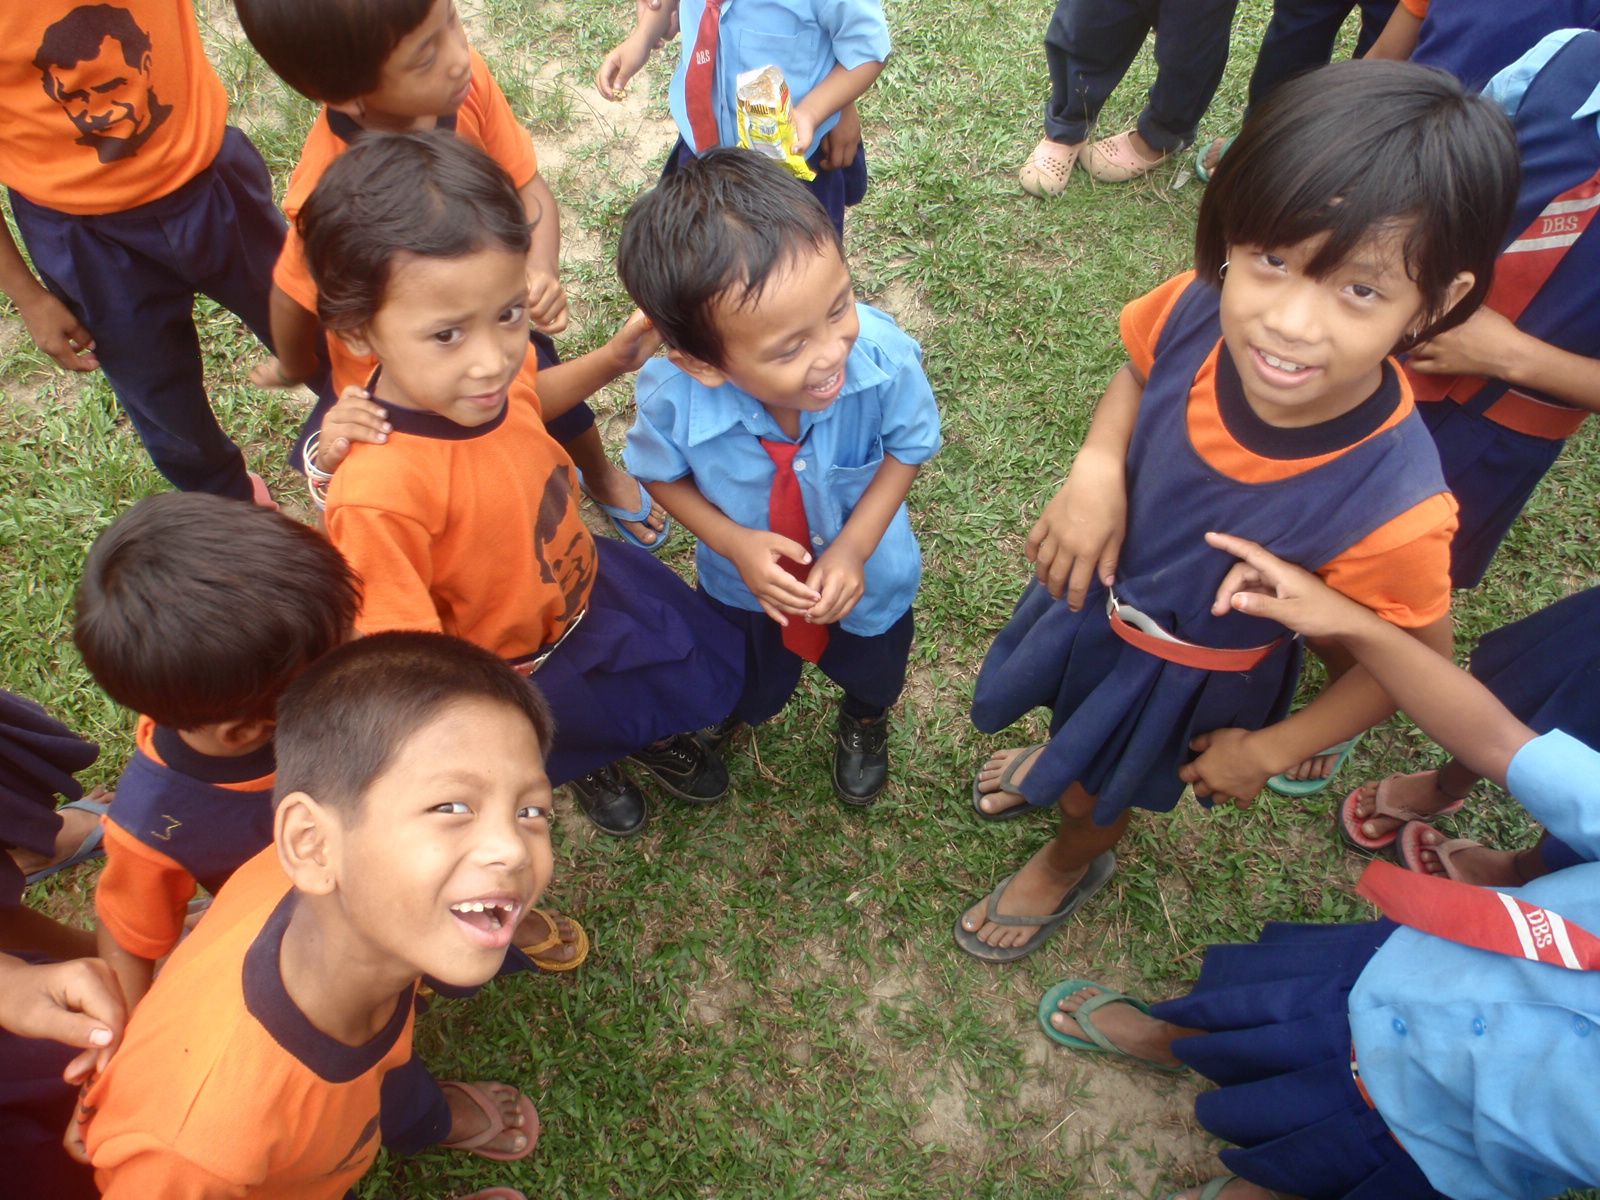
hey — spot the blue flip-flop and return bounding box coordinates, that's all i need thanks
[1267,731,1364,797]
[578,470,672,553]
[1036,978,1187,1072]
[25,797,110,885]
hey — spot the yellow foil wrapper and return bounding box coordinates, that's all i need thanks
[735,65,817,182]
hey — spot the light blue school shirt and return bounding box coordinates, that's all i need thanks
[667,0,892,154]
[624,303,940,637]
[1349,730,1600,1200]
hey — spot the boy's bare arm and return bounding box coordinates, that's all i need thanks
[805,456,918,624]
[1362,4,1422,61]
[0,905,96,961]
[93,924,155,1012]
[1199,532,1535,789]
[0,953,123,1083]
[596,1,679,99]
[536,311,660,418]
[1410,306,1600,414]
[0,223,97,371]
[791,61,886,158]
[518,176,567,335]
[254,286,323,388]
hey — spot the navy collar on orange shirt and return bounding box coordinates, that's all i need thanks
[327,109,459,145]
[363,366,508,441]
[152,725,275,785]
[1214,349,1401,461]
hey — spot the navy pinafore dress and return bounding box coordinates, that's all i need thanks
[971,279,1448,825]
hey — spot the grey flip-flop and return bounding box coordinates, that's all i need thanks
[24,796,110,886]
[952,851,1116,963]
[970,743,1047,822]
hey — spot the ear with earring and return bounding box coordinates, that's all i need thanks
[1218,260,1230,280]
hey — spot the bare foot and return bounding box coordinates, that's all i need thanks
[583,465,667,546]
[1278,751,1342,783]
[1199,135,1229,175]
[1408,827,1523,886]
[1348,772,1467,843]
[8,797,104,875]
[973,746,1038,817]
[513,907,579,965]
[1126,129,1169,165]
[443,1081,535,1157]
[959,843,1086,949]
[1049,986,1184,1068]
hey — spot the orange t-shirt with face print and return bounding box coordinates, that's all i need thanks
[324,374,597,659]
[0,1,226,214]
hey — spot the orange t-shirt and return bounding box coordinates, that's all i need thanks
[273,49,539,396]
[1119,271,1456,629]
[94,717,275,962]
[1400,0,1429,19]
[0,1,226,214]
[84,848,417,1200]
[325,376,597,659]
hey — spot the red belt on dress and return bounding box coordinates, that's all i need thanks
[507,607,587,677]
[1106,592,1283,672]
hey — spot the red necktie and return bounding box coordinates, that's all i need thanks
[1357,859,1600,970]
[760,437,829,663]
[683,0,723,154]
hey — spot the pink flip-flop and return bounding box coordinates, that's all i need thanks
[1396,820,1479,880]
[1339,770,1468,852]
[440,1081,541,1162]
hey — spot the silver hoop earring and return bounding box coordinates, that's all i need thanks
[1218,260,1230,279]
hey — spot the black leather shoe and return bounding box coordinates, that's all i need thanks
[833,709,889,806]
[565,764,648,836]
[631,733,729,804]
[692,716,745,756]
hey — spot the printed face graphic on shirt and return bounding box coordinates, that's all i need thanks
[35,5,172,162]
[531,467,592,626]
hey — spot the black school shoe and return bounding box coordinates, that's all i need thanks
[692,715,746,756]
[565,764,649,837]
[833,708,890,806]
[630,733,729,804]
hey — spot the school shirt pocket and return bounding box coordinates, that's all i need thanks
[821,446,884,532]
[737,27,826,81]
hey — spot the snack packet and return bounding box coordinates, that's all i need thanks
[735,65,817,182]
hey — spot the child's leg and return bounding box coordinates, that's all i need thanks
[959,785,1129,950]
[697,587,806,728]
[186,129,287,358]
[816,610,914,804]
[1043,0,1154,146]
[1140,0,1241,155]
[8,192,253,499]
[1245,0,1362,113]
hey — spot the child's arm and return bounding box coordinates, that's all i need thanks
[93,925,155,1013]
[1361,2,1423,61]
[0,953,123,1083]
[1199,532,1533,787]
[0,906,96,961]
[1026,362,1144,610]
[645,477,823,622]
[596,0,679,100]
[250,286,324,389]
[805,456,919,624]
[518,176,568,335]
[536,312,661,419]
[791,62,885,159]
[1409,306,1600,414]
[0,225,97,371]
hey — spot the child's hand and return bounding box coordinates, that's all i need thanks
[805,544,865,624]
[790,103,819,159]
[817,101,862,171]
[1205,531,1371,641]
[1179,727,1275,808]
[316,386,390,475]
[1407,307,1524,379]
[19,290,97,372]
[597,33,654,100]
[249,355,303,390]
[606,310,663,374]
[526,269,570,335]
[1026,449,1127,609]
[728,527,822,623]
[0,957,125,1084]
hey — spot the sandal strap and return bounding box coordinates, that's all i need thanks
[1069,988,1151,1056]
[439,1082,509,1152]
[981,872,1080,927]
[1371,770,1448,823]
[1431,836,1481,882]
[995,743,1047,796]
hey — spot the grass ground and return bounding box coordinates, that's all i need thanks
[4,1,1598,1196]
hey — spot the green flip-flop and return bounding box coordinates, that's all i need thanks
[1036,978,1186,1072]
[1266,731,1364,798]
[1166,1175,1239,1200]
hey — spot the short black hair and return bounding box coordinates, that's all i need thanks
[74,493,361,729]
[233,0,433,104]
[1197,59,1520,346]
[36,5,153,79]
[617,148,843,367]
[272,631,553,815]
[298,130,531,332]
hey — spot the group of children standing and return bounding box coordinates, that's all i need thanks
[1,0,1598,1198]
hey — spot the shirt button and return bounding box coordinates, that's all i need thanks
[1392,1018,1407,1036]
[1575,1017,1592,1037]
[812,535,824,546]
[1471,1018,1486,1036]
[793,459,807,472]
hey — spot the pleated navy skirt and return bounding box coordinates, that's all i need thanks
[1149,921,1448,1200]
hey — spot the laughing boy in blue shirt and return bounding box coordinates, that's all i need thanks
[620,150,939,807]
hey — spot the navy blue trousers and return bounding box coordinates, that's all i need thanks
[664,137,867,239]
[1044,0,1241,151]
[699,588,912,726]
[1246,0,1399,114]
[9,128,287,501]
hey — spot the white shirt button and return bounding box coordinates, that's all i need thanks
[812,535,824,546]
[793,459,806,472]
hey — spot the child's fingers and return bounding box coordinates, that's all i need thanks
[1061,553,1100,612]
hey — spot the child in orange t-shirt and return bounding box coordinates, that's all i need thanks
[81,633,552,1200]
[299,132,743,838]
[0,2,293,503]
[234,0,671,551]
[957,61,1519,962]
